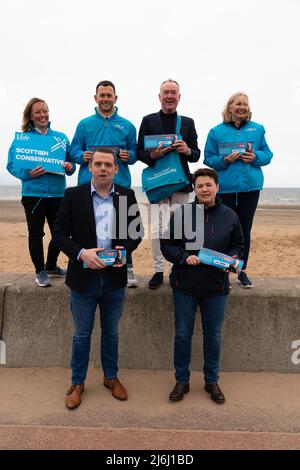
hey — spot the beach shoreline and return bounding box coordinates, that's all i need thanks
[1,200,299,278]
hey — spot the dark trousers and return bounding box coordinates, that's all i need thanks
[173,289,228,384]
[70,271,125,384]
[220,190,260,270]
[21,196,62,273]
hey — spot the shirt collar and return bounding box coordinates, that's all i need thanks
[90,181,115,197]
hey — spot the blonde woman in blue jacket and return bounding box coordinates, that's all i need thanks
[204,92,273,288]
[7,98,75,287]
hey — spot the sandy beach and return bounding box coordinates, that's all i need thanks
[0,200,299,278]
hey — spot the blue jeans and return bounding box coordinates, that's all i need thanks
[173,289,228,384]
[70,271,125,384]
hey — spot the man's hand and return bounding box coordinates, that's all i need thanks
[150,143,173,160]
[80,248,106,269]
[171,136,191,156]
[83,151,93,164]
[30,165,46,178]
[118,149,130,163]
[186,255,200,266]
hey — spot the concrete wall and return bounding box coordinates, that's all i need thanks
[0,274,299,372]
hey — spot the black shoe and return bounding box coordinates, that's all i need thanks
[204,383,225,404]
[237,271,253,288]
[148,272,163,289]
[169,382,190,401]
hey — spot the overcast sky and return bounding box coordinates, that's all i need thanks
[1,0,300,188]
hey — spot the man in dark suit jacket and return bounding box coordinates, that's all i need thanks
[137,79,200,290]
[53,149,143,409]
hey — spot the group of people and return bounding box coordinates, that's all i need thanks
[7,79,273,408]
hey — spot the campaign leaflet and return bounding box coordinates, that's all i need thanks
[198,247,244,271]
[83,248,126,268]
[12,132,67,174]
[144,134,176,150]
[218,141,250,157]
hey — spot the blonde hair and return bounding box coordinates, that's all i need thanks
[222,92,252,123]
[22,97,48,132]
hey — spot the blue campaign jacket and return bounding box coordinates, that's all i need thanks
[204,121,273,193]
[69,107,137,188]
[6,125,74,198]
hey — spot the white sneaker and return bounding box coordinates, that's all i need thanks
[127,266,138,288]
[35,270,51,287]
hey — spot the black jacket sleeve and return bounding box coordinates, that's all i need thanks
[137,117,156,166]
[52,189,84,262]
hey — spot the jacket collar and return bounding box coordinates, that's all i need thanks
[95,106,118,120]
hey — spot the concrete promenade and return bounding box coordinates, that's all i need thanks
[0,367,300,450]
[0,274,299,449]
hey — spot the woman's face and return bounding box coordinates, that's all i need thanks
[228,95,249,122]
[194,175,219,208]
[30,101,49,130]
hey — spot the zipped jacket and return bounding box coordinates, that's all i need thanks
[161,197,244,297]
[204,121,273,193]
[7,126,74,198]
[69,107,136,188]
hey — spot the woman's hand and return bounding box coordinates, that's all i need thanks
[63,162,73,172]
[224,152,241,164]
[30,166,46,178]
[240,150,256,164]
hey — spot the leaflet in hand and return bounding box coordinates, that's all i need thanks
[198,248,244,271]
[83,248,126,268]
[144,134,176,150]
[218,141,249,157]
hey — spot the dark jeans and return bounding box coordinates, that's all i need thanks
[173,289,228,384]
[70,271,125,384]
[220,190,260,269]
[21,196,62,273]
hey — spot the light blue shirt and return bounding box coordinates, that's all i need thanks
[77,181,115,261]
[91,181,115,249]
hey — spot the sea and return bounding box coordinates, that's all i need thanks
[0,185,300,206]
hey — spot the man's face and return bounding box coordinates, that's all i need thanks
[159,81,181,114]
[94,85,117,115]
[89,152,118,187]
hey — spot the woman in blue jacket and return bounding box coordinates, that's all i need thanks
[204,92,273,288]
[7,98,75,287]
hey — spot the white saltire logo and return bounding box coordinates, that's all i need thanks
[50,137,67,153]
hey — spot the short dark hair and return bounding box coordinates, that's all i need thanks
[90,148,118,164]
[192,168,218,186]
[95,80,116,94]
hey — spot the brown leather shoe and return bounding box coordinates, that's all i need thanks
[65,384,84,409]
[103,378,128,401]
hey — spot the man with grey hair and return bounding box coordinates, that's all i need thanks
[137,79,200,289]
